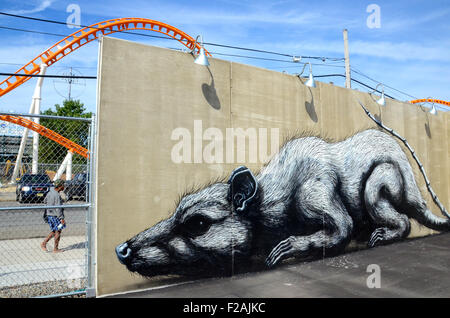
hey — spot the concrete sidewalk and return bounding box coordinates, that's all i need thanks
[0,188,15,202]
[0,236,86,288]
[107,233,450,298]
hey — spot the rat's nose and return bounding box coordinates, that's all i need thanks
[115,242,132,265]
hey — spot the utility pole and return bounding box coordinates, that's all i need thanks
[343,29,351,89]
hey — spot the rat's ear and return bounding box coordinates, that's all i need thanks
[227,166,258,214]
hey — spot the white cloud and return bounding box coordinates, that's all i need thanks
[350,41,450,62]
[79,1,322,27]
[266,39,450,63]
[382,7,450,31]
[8,0,54,15]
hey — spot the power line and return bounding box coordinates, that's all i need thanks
[205,42,343,61]
[208,52,298,63]
[267,63,346,70]
[1,12,445,107]
[351,75,402,101]
[0,60,98,69]
[350,76,448,112]
[299,74,397,100]
[0,12,73,26]
[298,73,447,111]
[0,23,339,64]
[0,72,96,79]
[168,46,346,66]
[0,25,66,37]
[351,67,419,100]
[0,62,97,69]
[0,23,172,41]
[351,77,395,100]
[301,73,345,79]
[0,11,344,62]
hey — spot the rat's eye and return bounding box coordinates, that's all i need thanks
[182,215,212,237]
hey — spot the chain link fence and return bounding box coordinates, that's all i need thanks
[0,112,95,298]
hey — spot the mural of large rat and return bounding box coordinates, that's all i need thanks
[116,129,449,278]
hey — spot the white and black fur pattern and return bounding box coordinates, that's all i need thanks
[116,129,449,277]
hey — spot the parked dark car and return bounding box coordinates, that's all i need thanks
[16,174,53,203]
[65,173,88,201]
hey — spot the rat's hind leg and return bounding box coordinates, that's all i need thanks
[365,163,411,247]
[265,177,353,268]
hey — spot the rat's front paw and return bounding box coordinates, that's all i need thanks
[265,237,293,268]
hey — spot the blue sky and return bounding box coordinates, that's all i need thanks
[0,0,449,114]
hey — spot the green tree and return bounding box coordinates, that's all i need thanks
[39,99,92,166]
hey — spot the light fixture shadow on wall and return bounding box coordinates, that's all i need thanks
[190,35,210,66]
[305,94,318,123]
[297,62,316,88]
[416,98,436,138]
[202,67,221,110]
[295,62,317,121]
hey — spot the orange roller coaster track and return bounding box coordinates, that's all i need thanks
[0,18,211,97]
[410,99,450,107]
[0,115,89,159]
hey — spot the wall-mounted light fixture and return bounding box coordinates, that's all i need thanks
[371,83,386,106]
[429,104,437,115]
[191,35,210,66]
[426,97,437,115]
[298,62,316,88]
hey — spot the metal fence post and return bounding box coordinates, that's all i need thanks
[86,114,96,298]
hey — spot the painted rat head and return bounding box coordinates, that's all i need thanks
[116,167,260,277]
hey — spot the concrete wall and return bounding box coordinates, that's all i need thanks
[95,37,450,296]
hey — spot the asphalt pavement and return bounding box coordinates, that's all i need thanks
[0,200,87,240]
[106,233,450,298]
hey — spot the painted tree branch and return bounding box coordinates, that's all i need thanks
[355,98,450,219]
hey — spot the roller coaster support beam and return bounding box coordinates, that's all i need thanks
[67,151,72,181]
[11,64,47,183]
[32,64,47,175]
[54,150,73,181]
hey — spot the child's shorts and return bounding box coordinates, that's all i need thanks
[47,216,66,232]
